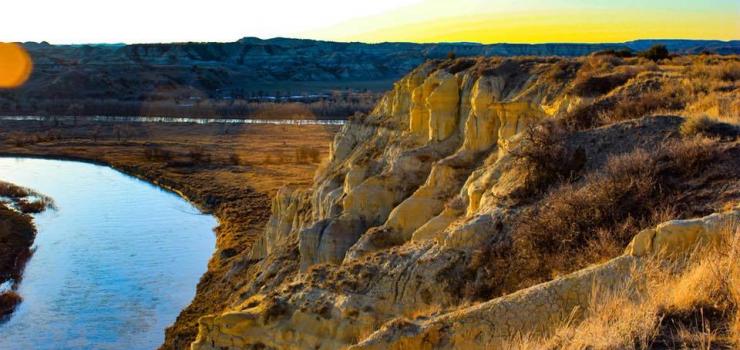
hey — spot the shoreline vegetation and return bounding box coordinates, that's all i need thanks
[0,92,381,121]
[0,181,54,318]
[0,120,338,348]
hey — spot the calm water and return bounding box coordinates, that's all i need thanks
[0,158,217,350]
[0,115,346,125]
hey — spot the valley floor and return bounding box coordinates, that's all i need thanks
[0,119,338,348]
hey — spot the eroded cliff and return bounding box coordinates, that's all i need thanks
[190,55,739,349]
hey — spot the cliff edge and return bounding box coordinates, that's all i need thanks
[189,54,740,349]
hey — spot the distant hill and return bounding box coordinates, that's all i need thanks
[624,39,740,54]
[1,38,737,116]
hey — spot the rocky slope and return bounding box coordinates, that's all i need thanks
[185,55,739,349]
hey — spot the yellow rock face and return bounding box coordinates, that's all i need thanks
[191,58,734,350]
[625,206,739,257]
[409,86,428,139]
[425,71,460,142]
[349,208,739,350]
[385,164,458,239]
[463,76,503,152]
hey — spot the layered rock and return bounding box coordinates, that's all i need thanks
[190,57,740,350]
[350,207,740,350]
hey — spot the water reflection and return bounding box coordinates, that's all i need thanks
[0,158,216,350]
[0,115,346,125]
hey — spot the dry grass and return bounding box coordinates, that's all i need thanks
[0,181,55,214]
[510,136,724,287]
[681,115,719,136]
[681,115,740,139]
[563,55,738,130]
[503,219,739,350]
[465,135,733,301]
[0,119,339,349]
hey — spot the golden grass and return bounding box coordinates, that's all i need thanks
[503,218,740,349]
[562,54,739,129]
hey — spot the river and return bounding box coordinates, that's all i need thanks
[0,157,217,350]
[0,115,346,125]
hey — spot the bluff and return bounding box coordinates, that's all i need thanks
[170,54,739,349]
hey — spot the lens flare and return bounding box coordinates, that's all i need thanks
[0,43,32,88]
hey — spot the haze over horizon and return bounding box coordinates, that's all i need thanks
[2,0,738,45]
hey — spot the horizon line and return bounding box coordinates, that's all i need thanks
[14,36,740,47]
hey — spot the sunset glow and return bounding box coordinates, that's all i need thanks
[0,43,32,88]
[1,0,737,44]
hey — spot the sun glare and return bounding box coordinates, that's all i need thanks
[0,43,32,88]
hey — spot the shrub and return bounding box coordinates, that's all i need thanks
[680,116,715,137]
[507,121,586,199]
[571,72,634,97]
[143,144,173,161]
[0,291,22,317]
[188,146,211,165]
[593,48,634,58]
[513,149,660,279]
[16,198,51,214]
[640,44,670,62]
[680,115,739,139]
[510,137,720,286]
[444,58,477,74]
[716,61,740,82]
[500,220,739,349]
[228,153,241,165]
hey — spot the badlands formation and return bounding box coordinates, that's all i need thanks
[191,56,739,349]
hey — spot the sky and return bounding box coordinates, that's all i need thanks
[1,0,738,44]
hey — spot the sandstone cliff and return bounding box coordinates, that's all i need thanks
[190,55,739,349]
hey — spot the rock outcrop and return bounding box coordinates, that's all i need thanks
[190,56,739,349]
[350,207,740,350]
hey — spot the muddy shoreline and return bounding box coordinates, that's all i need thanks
[0,191,40,318]
[0,151,269,348]
[0,121,337,348]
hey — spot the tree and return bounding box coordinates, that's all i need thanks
[640,45,669,62]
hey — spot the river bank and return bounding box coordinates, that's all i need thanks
[0,181,53,318]
[0,120,339,348]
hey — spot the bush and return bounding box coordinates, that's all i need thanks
[228,153,241,165]
[640,45,670,62]
[507,121,586,199]
[567,82,686,129]
[16,198,51,214]
[593,49,634,58]
[188,146,212,165]
[609,87,685,122]
[143,144,173,161]
[514,150,658,269]
[680,116,715,137]
[510,137,720,286]
[571,72,634,97]
[442,58,477,74]
[0,291,22,317]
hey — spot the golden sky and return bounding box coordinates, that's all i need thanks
[2,0,738,44]
[305,0,740,43]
